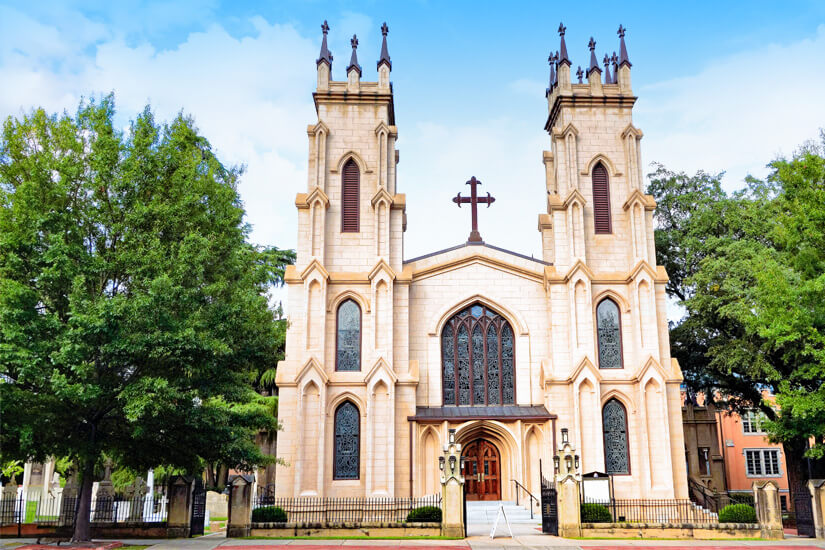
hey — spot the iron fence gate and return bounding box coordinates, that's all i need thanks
[793,483,814,538]
[190,479,206,537]
[539,460,557,535]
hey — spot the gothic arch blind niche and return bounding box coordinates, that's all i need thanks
[333,401,360,479]
[596,298,623,369]
[341,159,360,232]
[441,304,515,406]
[336,299,361,371]
[592,162,611,233]
[603,398,630,474]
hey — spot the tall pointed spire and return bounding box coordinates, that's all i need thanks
[618,25,631,67]
[317,20,333,67]
[611,52,619,83]
[603,53,612,84]
[347,34,362,75]
[557,22,571,66]
[587,37,601,77]
[377,22,391,69]
[547,52,556,94]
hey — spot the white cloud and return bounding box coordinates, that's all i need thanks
[635,24,825,189]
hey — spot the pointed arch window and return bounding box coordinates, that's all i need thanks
[333,401,360,479]
[592,162,611,233]
[596,298,623,369]
[603,398,630,474]
[336,299,361,371]
[341,159,360,232]
[441,303,515,406]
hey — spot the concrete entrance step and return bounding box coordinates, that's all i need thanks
[466,500,541,524]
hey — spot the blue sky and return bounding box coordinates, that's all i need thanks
[2,1,825,314]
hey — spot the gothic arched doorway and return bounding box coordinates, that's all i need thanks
[462,439,501,500]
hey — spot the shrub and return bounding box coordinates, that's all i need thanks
[581,502,612,523]
[251,506,287,523]
[718,503,757,524]
[406,506,442,523]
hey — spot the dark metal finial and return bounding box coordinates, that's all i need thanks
[576,66,583,83]
[378,22,392,69]
[557,22,570,66]
[347,34,362,75]
[587,37,600,77]
[317,20,333,66]
[618,25,632,68]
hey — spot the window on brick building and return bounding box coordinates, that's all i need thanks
[698,447,711,477]
[742,410,767,434]
[603,398,630,474]
[745,449,781,477]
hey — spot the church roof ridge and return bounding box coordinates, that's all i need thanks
[403,242,552,266]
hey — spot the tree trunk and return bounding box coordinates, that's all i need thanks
[205,464,216,489]
[72,458,95,542]
[217,464,228,488]
[783,437,810,497]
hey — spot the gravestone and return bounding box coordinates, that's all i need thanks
[124,476,148,522]
[93,459,115,522]
[1,480,18,524]
[60,471,79,526]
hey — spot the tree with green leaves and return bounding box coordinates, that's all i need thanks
[0,95,294,541]
[649,133,825,489]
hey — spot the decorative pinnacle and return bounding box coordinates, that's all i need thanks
[347,34,362,75]
[603,53,612,84]
[587,37,601,77]
[618,24,632,68]
[576,66,584,83]
[548,52,556,87]
[378,22,392,69]
[317,20,333,67]
[558,22,570,66]
[611,52,619,83]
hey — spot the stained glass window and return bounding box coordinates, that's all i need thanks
[334,401,360,479]
[441,303,515,405]
[336,299,361,371]
[603,398,629,474]
[597,298,623,369]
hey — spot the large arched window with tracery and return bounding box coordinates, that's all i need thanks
[336,299,361,371]
[596,298,623,369]
[333,401,360,479]
[441,303,515,406]
[603,398,630,474]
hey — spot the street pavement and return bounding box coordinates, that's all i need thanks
[3,532,825,550]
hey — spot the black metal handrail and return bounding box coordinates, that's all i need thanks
[511,479,539,519]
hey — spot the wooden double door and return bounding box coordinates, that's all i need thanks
[462,439,501,500]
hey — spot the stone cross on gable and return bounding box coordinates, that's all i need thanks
[452,176,496,243]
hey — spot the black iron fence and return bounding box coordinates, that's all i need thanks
[687,478,753,514]
[0,492,168,528]
[582,497,720,524]
[251,495,442,524]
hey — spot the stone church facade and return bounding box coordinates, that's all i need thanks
[274,22,689,502]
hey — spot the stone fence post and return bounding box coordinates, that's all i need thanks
[167,475,195,538]
[752,480,783,539]
[555,438,581,538]
[809,479,825,539]
[227,474,254,538]
[439,429,465,538]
